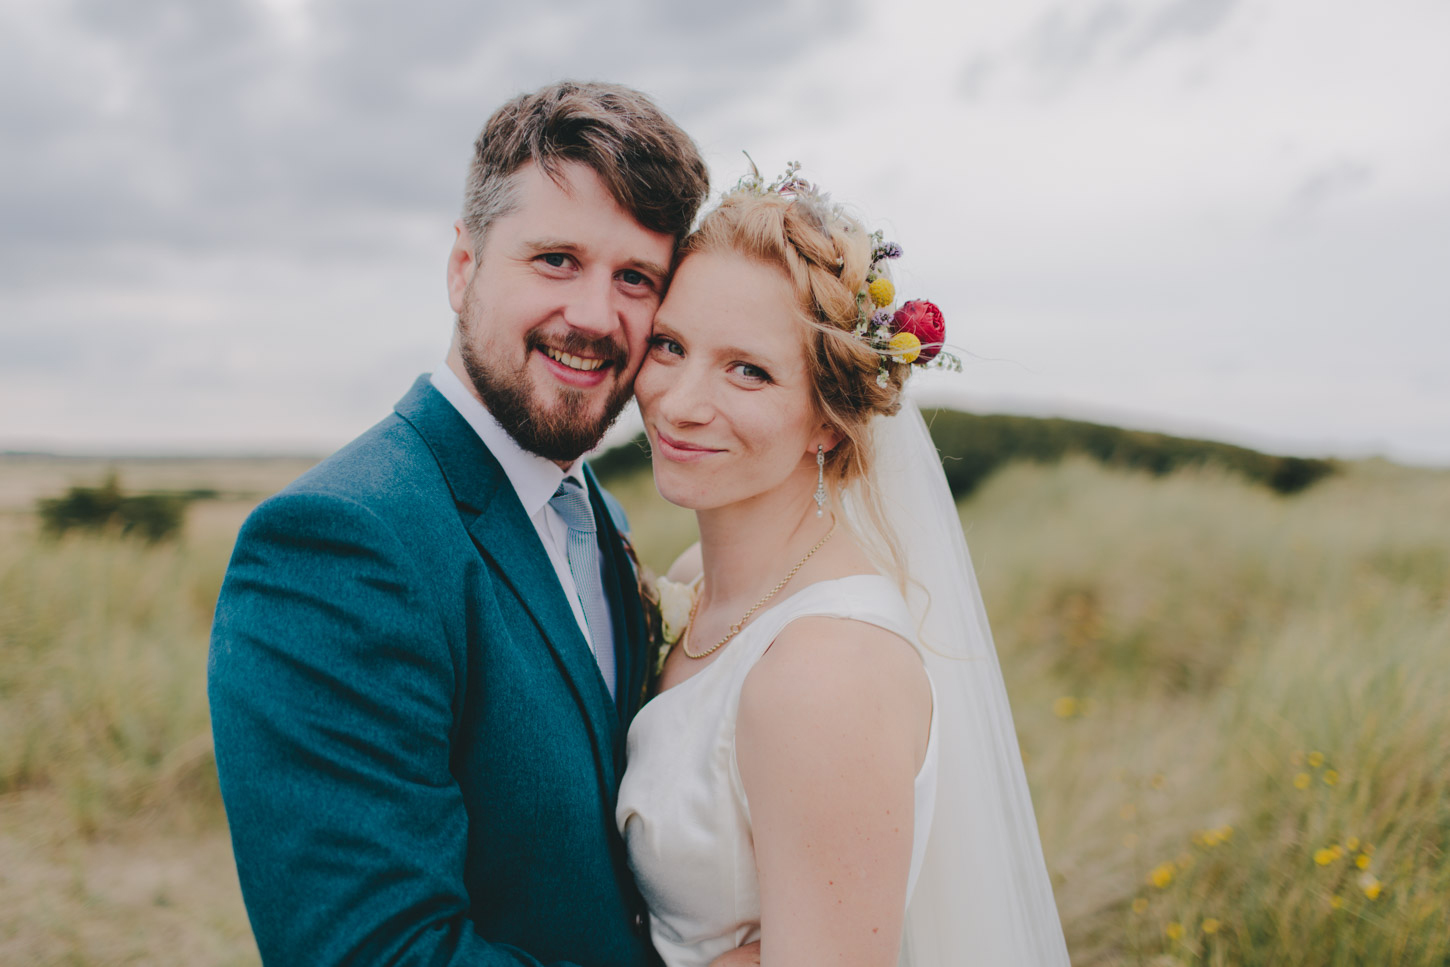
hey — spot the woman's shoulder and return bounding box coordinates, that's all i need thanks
[664,542,703,584]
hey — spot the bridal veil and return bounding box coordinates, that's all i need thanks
[843,399,1071,966]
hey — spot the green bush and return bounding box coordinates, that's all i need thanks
[37,472,188,542]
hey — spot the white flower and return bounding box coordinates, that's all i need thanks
[656,576,696,645]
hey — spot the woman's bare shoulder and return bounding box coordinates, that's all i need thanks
[665,542,703,584]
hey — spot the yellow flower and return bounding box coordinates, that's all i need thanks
[1356,853,1372,870]
[1308,751,1326,768]
[1165,922,1184,941]
[888,331,921,364]
[1150,862,1175,889]
[868,277,895,307]
[1218,825,1234,841]
[1132,897,1149,914]
[1202,918,1221,935]
[1359,873,1383,900]
[1053,696,1079,719]
[1346,836,1360,851]
[1314,848,1337,866]
[1323,769,1340,786]
[1293,772,1311,790]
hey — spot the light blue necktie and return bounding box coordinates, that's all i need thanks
[549,478,616,700]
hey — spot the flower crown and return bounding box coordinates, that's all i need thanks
[733,160,963,388]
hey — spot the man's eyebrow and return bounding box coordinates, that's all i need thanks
[627,258,670,281]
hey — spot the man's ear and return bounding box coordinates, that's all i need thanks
[446,220,476,314]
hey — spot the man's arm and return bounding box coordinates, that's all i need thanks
[209,491,578,967]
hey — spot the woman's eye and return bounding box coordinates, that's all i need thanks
[649,335,684,356]
[733,363,771,384]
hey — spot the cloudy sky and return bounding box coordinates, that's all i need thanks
[3,0,1447,463]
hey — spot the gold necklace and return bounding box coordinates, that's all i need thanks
[681,520,837,660]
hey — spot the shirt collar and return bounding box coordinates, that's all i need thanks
[429,363,585,519]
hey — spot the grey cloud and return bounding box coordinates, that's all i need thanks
[1282,159,1376,226]
[1021,0,1240,86]
[1,0,848,287]
[1027,3,1133,79]
[959,54,994,100]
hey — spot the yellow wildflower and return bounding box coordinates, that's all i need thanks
[1053,696,1079,719]
[867,277,895,307]
[1164,922,1184,941]
[1202,918,1221,935]
[1346,836,1360,851]
[1150,862,1175,889]
[1308,751,1325,768]
[1293,772,1311,790]
[1132,897,1149,914]
[1218,825,1234,841]
[1314,848,1337,866]
[1323,769,1340,786]
[1359,872,1383,900]
[888,331,921,363]
[1356,853,1371,870]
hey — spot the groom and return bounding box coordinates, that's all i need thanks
[209,82,708,966]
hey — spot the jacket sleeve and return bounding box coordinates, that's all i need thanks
[208,490,582,967]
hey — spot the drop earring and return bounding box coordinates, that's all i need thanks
[814,444,827,517]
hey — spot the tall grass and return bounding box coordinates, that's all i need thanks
[2,456,1446,965]
[0,506,244,835]
[958,459,1450,966]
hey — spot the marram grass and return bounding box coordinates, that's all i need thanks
[2,457,1447,966]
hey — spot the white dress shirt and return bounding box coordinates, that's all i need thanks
[429,365,613,671]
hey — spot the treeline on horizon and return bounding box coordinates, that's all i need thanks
[592,409,1337,499]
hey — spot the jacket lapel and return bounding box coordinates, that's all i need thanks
[393,376,620,789]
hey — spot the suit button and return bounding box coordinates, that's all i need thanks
[633,911,647,935]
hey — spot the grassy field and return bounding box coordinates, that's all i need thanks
[1,452,1446,965]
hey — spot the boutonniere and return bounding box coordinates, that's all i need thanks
[653,576,697,675]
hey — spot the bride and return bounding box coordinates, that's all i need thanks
[615,169,1072,967]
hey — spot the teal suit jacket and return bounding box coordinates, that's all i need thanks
[209,376,657,966]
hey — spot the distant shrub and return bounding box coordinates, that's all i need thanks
[591,435,653,487]
[921,410,1336,499]
[37,472,187,542]
[591,414,1337,500]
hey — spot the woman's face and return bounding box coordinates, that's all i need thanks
[635,250,835,512]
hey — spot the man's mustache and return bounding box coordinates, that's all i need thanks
[526,329,629,371]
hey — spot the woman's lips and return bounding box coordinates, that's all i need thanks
[653,429,722,463]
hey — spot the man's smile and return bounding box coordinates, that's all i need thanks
[541,346,608,372]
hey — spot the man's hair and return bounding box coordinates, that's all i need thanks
[462,81,709,251]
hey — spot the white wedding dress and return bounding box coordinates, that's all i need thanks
[616,574,939,967]
[617,401,1071,966]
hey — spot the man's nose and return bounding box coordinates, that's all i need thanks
[561,272,620,338]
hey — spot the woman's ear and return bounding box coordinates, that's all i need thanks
[812,426,844,457]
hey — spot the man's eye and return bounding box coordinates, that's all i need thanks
[620,269,651,287]
[539,253,569,268]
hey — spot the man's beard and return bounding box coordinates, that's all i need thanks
[456,306,633,464]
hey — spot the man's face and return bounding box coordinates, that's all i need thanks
[446,161,675,463]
